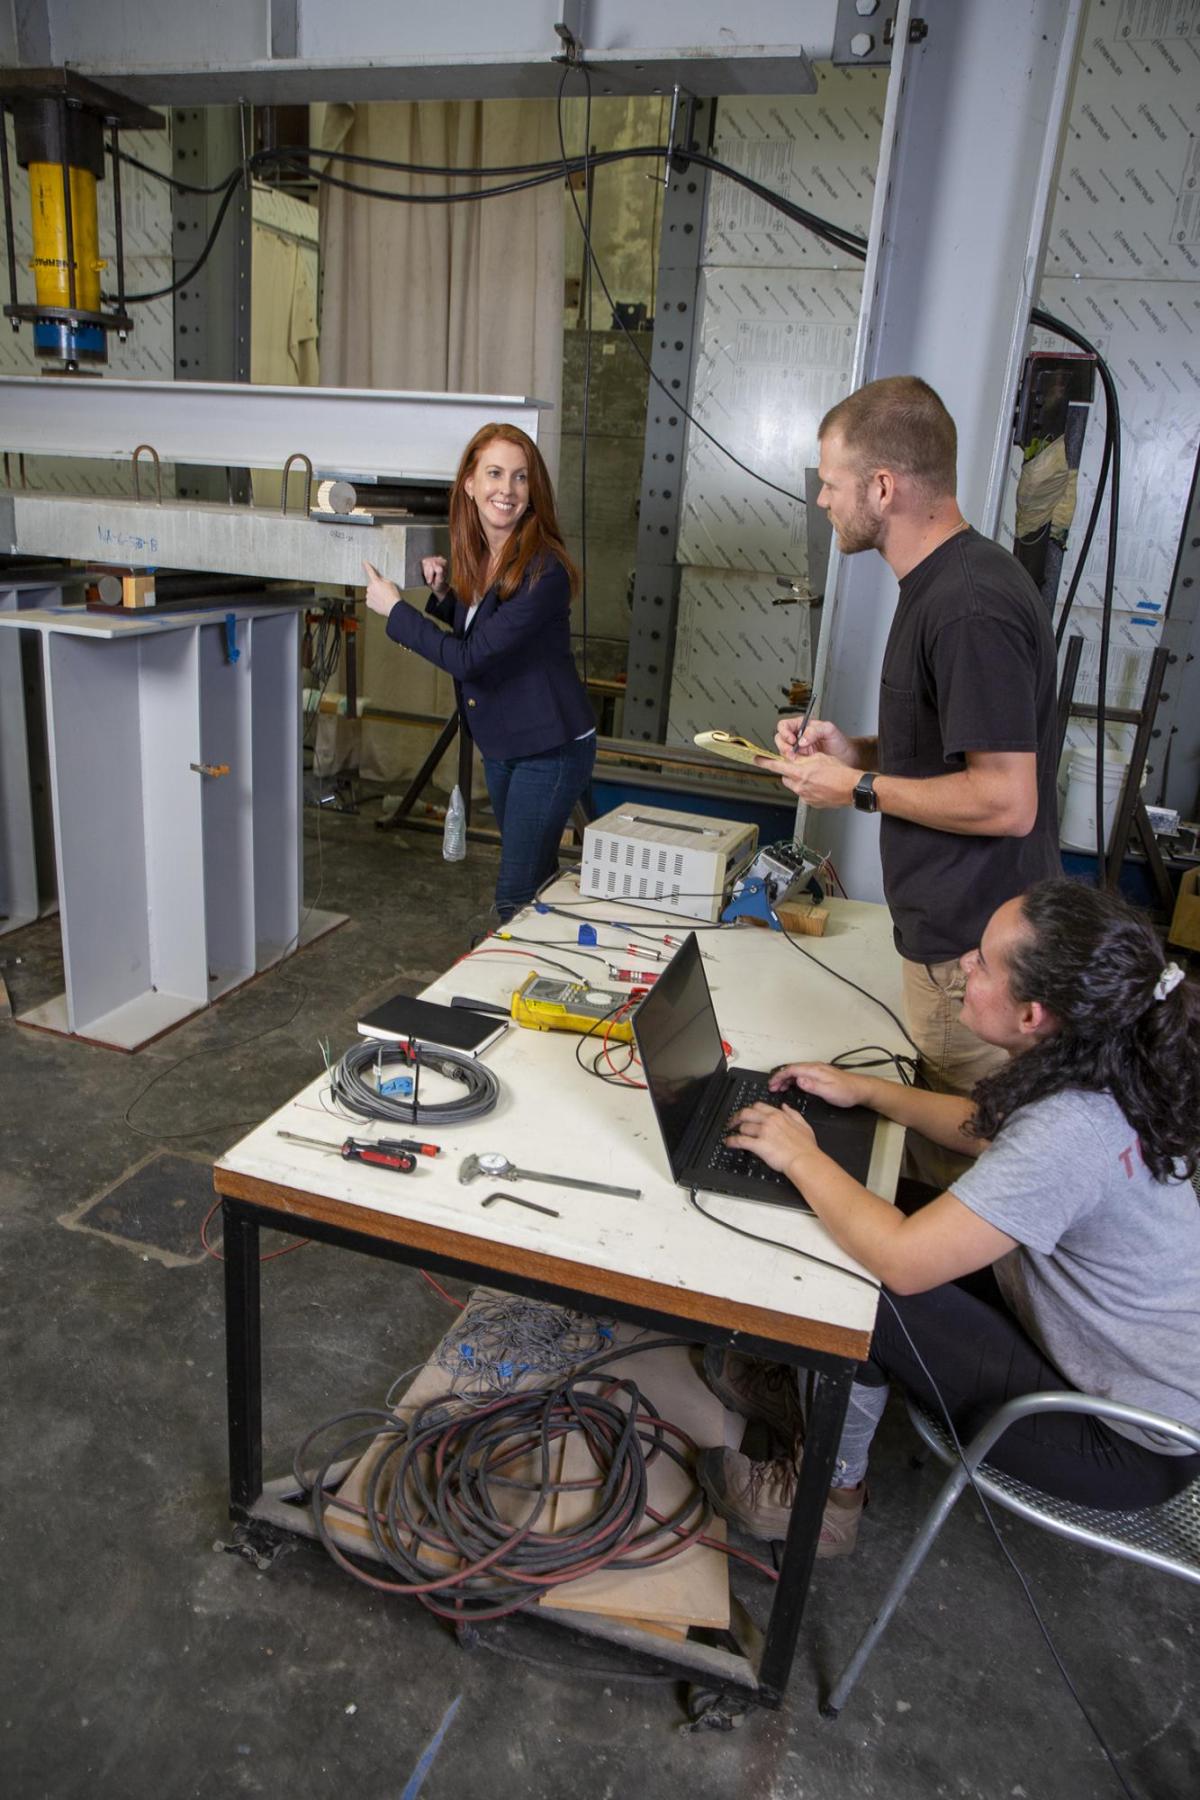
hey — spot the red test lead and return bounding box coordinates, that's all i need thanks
[610,967,660,984]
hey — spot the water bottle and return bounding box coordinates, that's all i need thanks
[442,784,467,862]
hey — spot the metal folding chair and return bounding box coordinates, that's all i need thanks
[823,1391,1200,1717]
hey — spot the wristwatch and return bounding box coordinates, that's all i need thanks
[853,771,880,813]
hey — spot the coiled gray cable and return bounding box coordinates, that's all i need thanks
[330,1037,499,1126]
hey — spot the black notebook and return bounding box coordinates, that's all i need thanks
[356,994,508,1056]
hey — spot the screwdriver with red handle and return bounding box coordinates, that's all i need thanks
[276,1130,438,1172]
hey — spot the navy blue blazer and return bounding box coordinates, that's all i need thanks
[383,557,595,760]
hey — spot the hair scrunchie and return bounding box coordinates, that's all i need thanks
[1152,963,1185,1003]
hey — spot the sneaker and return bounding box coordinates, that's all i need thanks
[697,1447,866,1556]
[701,1347,804,1444]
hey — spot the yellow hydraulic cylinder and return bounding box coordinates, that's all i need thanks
[27,160,104,313]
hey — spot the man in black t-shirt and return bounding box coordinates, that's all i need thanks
[759,376,1061,1112]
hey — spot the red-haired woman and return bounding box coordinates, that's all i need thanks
[364,424,595,921]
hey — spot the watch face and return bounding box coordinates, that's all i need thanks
[477,1151,508,1174]
[855,775,878,812]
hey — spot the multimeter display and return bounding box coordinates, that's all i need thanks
[511,975,636,1041]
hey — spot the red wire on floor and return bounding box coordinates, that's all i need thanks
[201,1202,462,1310]
[419,1271,465,1310]
[199,1198,311,1264]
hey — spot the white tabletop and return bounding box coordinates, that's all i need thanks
[0,598,307,638]
[215,878,908,1360]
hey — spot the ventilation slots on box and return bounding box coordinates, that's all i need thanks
[579,805,758,923]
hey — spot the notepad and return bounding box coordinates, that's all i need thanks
[356,994,508,1056]
[693,728,777,767]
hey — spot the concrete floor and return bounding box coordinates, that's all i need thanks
[1,807,1195,1800]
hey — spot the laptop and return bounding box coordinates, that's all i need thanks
[631,932,877,1210]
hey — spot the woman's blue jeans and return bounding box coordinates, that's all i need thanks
[482,735,596,921]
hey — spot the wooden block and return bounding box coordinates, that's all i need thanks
[773,898,829,937]
[121,575,156,609]
[593,1613,688,1643]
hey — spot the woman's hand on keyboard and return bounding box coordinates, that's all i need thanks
[769,1062,871,1110]
[725,1099,817,1175]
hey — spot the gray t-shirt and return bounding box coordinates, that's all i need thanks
[950,1089,1200,1455]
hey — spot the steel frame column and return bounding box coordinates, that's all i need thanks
[171,105,252,504]
[805,0,1085,899]
[1155,448,1200,820]
[624,98,715,743]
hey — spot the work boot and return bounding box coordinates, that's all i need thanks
[697,1447,866,1556]
[701,1346,804,1445]
[696,1446,799,1540]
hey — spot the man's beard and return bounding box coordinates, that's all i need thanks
[835,504,882,555]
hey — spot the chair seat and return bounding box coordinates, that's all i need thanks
[906,1398,1200,1583]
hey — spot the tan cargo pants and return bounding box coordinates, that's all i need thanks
[900,956,1008,1186]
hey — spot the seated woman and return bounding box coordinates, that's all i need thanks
[698,878,1200,1555]
[363,424,595,923]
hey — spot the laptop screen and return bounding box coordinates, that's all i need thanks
[632,933,727,1176]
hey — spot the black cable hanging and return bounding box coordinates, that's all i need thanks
[1031,306,1122,877]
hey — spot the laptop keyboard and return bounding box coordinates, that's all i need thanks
[704,1077,809,1181]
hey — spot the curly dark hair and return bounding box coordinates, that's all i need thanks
[967,878,1200,1181]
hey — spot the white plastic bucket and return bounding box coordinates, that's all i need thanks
[1058,749,1136,854]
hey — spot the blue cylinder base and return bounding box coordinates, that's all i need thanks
[34,319,107,363]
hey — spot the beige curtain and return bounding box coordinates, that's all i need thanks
[315,100,564,786]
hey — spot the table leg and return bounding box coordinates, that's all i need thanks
[223,1200,263,1514]
[756,1361,855,1705]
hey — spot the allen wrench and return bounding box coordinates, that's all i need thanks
[480,1191,560,1219]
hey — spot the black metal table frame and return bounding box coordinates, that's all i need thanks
[222,1191,860,1710]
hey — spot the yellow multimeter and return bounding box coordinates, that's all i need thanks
[510,973,636,1041]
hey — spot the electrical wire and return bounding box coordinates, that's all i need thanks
[296,1332,777,1623]
[572,995,645,1087]
[830,1045,918,1085]
[115,166,246,302]
[1031,306,1122,878]
[330,1037,500,1127]
[420,1271,465,1312]
[199,1195,310,1265]
[107,131,869,505]
[685,1186,880,1292]
[456,943,597,981]
[427,1294,614,1396]
[774,909,921,1055]
[120,979,310,1142]
[492,932,613,969]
